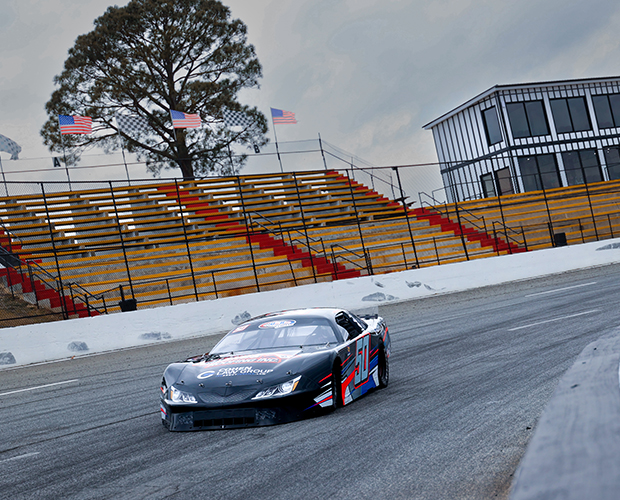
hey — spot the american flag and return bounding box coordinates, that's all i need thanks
[171,110,201,129]
[271,108,297,124]
[59,115,92,134]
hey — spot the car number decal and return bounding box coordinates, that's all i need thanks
[354,335,370,386]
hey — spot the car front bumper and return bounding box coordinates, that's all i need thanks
[160,393,326,431]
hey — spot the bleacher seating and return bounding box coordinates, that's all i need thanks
[2,168,615,317]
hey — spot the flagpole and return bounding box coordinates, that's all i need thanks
[116,126,131,185]
[271,115,284,173]
[227,143,235,175]
[59,131,72,191]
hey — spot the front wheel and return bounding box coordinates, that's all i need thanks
[378,348,389,388]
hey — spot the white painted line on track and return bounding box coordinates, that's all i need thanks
[525,282,597,297]
[0,379,79,397]
[509,310,600,331]
[0,452,40,464]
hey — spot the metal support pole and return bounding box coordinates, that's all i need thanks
[212,271,219,299]
[166,279,172,305]
[0,156,8,196]
[583,178,599,241]
[541,184,554,244]
[292,172,317,283]
[392,166,419,267]
[288,260,298,286]
[454,202,470,260]
[236,176,261,292]
[109,182,134,297]
[318,133,328,170]
[331,246,339,280]
[174,180,199,301]
[345,170,372,274]
[41,183,67,320]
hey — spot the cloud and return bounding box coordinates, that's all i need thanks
[3,0,620,193]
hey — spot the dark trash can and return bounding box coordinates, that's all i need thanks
[553,232,567,247]
[119,298,138,312]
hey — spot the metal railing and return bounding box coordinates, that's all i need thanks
[3,163,620,321]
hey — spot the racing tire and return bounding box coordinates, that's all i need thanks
[331,361,343,409]
[378,348,389,388]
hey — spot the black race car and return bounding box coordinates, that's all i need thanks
[160,308,391,431]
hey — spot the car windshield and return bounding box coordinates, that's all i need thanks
[211,317,340,354]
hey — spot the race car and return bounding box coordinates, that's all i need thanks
[160,308,391,431]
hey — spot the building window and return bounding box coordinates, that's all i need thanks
[506,101,549,138]
[592,94,620,129]
[561,149,602,185]
[480,172,496,197]
[549,97,591,133]
[482,107,503,145]
[480,167,515,198]
[603,146,620,180]
[518,154,561,192]
[496,167,515,195]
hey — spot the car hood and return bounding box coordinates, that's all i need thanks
[168,348,330,392]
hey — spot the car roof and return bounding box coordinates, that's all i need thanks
[243,308,345,325]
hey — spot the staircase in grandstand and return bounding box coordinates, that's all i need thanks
[0,170,525,316]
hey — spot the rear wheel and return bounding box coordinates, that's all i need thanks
[331,362,342,409]
[378,348,389,388]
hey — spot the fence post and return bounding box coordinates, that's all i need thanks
[292,172,317,283]
[608,214,614,239]
[27,262,39,309]
[236,176,261,292]
[174,179,199,301]
[583,178,599,241]
[497,192,507,231]
[433,237,440,265]
[211,271,219,299]
[392,166,419,267]
[453,201,470,261]
[109,181,134,297]
[331,246,339,280]
[541,184,554,246]
[166,279,172,305]
[41,183,68,320]
[547,222,555,247]
[345,169,372,274]
[365,252,373,275]
[288,260,298,286]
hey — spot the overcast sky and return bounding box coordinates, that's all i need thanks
[2,0,620,193]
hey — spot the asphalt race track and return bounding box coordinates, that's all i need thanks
[2,264,620,500]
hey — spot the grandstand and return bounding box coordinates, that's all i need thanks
[0,167,617,320]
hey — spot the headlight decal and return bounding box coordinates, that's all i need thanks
[252,375,301,400]
[168,386,198,404]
